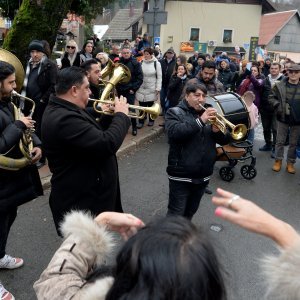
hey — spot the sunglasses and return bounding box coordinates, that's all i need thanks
[67,46,76,49]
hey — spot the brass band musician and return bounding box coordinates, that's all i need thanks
[0,60,43,299]
[41,67,130,236]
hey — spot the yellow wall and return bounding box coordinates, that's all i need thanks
[0,17,5,28]
[160,1,262,56]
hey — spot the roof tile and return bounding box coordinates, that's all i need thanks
[258,10,298,45]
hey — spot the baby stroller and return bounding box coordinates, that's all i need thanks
[216,141,257,182]
[205,92,257,182]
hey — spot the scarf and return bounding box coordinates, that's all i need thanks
[21,55,46,97]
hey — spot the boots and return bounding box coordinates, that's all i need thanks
[272,160,282,172]
[286,163,296,174]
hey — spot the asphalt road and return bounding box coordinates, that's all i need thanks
[2,133,300,300]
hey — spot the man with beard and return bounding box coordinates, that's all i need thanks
[0,61,43,300]
[188,60,225,95]
[165,83,230,219]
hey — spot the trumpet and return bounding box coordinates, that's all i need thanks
[199,103,247,141]
[89,98,161,120]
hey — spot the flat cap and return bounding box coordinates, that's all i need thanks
[288,64,300,71]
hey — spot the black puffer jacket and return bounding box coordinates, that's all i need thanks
[165,100,230,179]
[0,100,43,210]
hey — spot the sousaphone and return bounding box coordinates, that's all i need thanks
[0,48,25,92]
[0,48,35,170]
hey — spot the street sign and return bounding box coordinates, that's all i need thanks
[143,11,168,25]
[154,37,160,44]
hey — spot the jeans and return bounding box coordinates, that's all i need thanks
[247,128,255,144]
[275,121,300,163]
[160,87,168,115]
[0,208,17,258]
[167,179,207,219]
[260,110,277,147]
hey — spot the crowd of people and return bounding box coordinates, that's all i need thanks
[0,33,300,300]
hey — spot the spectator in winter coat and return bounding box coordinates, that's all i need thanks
[217,59,233,91]
[136,48,162,128]
[61,40,81,69]
[167,64,191,108]
[193,54,206,78]
[188,61,225,96]
[259,62,284,155]
[159,48,176,115]
[79,41,94,64]
[238,65,264,110]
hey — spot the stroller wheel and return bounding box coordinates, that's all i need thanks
[219,167,235,182]
[240,165,257,180]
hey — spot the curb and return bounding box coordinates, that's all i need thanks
[117,126,164,157]
[41,126,165,190]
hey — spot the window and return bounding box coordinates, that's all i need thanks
[223,29,233,43]
[274,36,281,45]
[190,28,200,41]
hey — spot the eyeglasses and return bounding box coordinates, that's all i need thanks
[288,70,300,74]
[67,46,76,49]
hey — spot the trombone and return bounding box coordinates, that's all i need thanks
[89,98,161,120]
[199,103,247,141]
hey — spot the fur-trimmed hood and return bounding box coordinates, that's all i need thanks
[262,241,300,300]
[34,211,116,300]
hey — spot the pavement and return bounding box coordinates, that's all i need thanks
[38,116,267,190]
[38,116,165,190]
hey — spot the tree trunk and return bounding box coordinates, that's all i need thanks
[2,0,73,65]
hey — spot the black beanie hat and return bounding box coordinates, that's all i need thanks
[28,40,45,53]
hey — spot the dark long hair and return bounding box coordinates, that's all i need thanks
[105,216,227,300]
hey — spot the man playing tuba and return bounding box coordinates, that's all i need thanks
[0,61,43,300]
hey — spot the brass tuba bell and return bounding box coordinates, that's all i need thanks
[91,58,161,120]
[0,49,35,170]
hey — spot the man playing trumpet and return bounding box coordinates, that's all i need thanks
[41,66,130,236]
[165,82,230,219]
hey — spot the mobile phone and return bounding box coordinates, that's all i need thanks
[246,62,252,71]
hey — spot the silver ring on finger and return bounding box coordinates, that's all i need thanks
[227,195,240,209]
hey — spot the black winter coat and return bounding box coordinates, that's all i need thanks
[165,100,230,179]
[0,100,43,211]
[26,58,58,105]
[116,57,143,93]
[217,68,233,90]
[167,74,191,108]
[160,57,176,88]
[41,95,131,228]
[61,52,81,69]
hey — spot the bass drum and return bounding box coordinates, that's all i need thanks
[205,92,250,140]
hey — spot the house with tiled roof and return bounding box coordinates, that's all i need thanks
[157,0,275,57]
[102,8,143,42]
[258,10,300,62]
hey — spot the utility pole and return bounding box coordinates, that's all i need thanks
[143,0,167,45]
